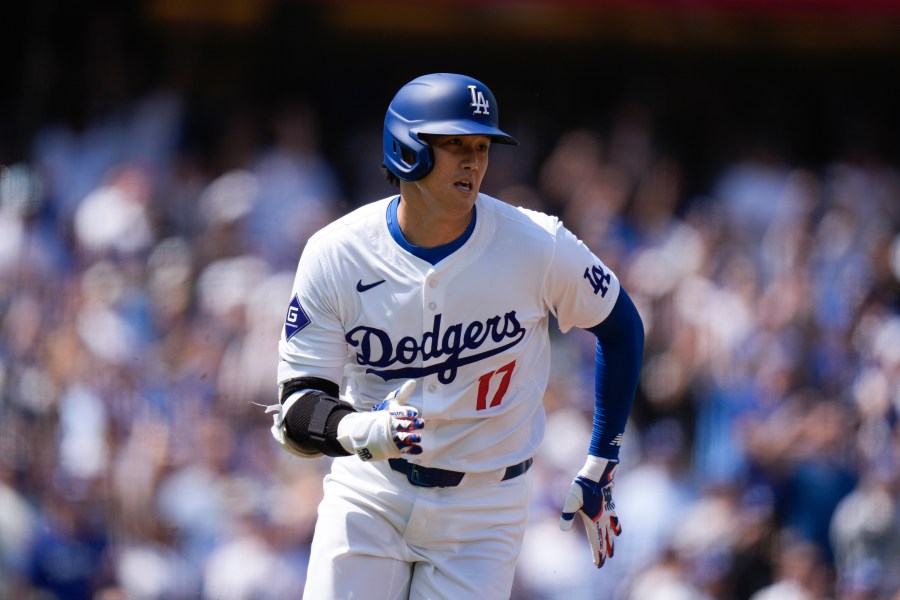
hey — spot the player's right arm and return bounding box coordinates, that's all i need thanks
[269,376,356,458]
[270,237,423,460]
[269,377,423,460]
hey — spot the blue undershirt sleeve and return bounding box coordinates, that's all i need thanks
[584,288,645,461]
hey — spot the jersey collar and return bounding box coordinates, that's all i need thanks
[386,196,477,265]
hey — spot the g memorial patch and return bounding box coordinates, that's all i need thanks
[284,294,310,341]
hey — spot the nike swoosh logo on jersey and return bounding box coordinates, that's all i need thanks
[356,279,386,292]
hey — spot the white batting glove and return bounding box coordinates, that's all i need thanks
[337,380,424,462]
[559,456,622,568]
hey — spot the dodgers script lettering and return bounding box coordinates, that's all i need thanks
[346,311,526,384]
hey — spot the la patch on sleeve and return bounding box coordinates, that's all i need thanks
[284,294,310,341]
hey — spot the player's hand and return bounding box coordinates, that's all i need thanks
[371,380,425,455]
[337,380,425,461]
[559,456,621,568]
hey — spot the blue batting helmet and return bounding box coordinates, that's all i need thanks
[383,73,518,182]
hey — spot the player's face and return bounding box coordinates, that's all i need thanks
[417,134,490,214]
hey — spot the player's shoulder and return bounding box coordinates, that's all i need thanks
[478,194,563,237]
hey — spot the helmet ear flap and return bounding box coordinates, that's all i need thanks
[383,126,434,182]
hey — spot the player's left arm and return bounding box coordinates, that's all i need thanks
[560,287,644,567]
[584,287,644,462]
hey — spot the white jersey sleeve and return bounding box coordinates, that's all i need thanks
[541,217,621,333]
[277,227,350,388]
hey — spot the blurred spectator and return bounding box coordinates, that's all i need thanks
[241,98,345,270]
[0,451,36,596]
[747,533,833,600]
[607,419,698,600]
[712,141,793,239]
[112,517,201,600]
[622,547,715,600]
[830,444,900,598]
[24,487,112,599]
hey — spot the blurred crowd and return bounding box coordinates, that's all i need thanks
[0,76,898,600]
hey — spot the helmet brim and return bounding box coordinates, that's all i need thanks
[412,121,518,145]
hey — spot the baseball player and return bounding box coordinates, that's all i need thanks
[267,73,644,599]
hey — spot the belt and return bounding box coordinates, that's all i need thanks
[387,457,533,488]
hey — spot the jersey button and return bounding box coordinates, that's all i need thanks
[427,384,436,393]
[428,280,438,288]
[428,301,437,311]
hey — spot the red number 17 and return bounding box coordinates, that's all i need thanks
[476,360,516,411]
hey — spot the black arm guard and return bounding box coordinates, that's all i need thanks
[281,379,356,457]
[280,376,340,402]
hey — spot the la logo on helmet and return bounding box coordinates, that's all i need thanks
[468,85,490,115]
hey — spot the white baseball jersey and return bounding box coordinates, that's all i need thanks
[278,193,620,472]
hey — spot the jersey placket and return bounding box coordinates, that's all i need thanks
[419,267,447,441]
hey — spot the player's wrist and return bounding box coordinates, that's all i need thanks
[578,455,616,482]
[337,410,397,461]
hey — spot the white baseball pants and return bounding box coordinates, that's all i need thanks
[302,455,533,600]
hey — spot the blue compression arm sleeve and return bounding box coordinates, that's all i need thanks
[585,288,644,460]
